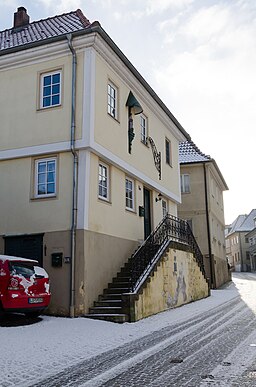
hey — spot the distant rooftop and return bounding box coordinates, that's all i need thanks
[227,209,256,235]
[179,141,211,164]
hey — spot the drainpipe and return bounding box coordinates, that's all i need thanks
[203,163,215,288]
[67,34,78,317]
[239,233,243,272]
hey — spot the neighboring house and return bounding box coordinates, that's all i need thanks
[0,7,209,322]
[178,141,229,288]
[246,224,256,271]
[226,210,256,272]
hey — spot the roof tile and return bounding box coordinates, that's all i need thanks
[179,141,211,164]
[0,9,91,53]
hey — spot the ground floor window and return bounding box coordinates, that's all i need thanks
[125,177,135,211]
[35,157,57,198]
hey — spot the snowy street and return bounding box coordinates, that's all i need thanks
[1,273,256,386]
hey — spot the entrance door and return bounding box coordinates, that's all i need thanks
[4,234,44,266]
[143,187,152,239]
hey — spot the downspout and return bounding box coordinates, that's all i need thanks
[239,233,243,272]
[67,33,78,317]
[203,163,214,288]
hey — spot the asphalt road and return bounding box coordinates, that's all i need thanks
[28,273,256,387]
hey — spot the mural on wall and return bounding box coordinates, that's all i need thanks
[166,264,187,308]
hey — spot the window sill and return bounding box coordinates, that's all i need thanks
[98,197,112,205]
[141,140,149,147]
[37,104,62,112]
[107,113,120,124]
[31,195,57,201]
[125,207,136,215]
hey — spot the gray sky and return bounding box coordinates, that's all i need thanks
[1,0,255,224]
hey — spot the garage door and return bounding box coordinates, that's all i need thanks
[4,234,44,266]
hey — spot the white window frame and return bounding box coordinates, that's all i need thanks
[35,157,57,198]
[162,199,168,218]
[107,82,118,119]
[40,70,62,109]
[98,162,110,201]
[125,177,135,211]
[140,114,148,145]
[181,174,190,193]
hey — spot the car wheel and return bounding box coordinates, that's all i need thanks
[0,303,4,319]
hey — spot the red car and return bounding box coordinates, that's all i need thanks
[0,255,51,318]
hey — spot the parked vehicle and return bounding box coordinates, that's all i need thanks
[0,255,50,318]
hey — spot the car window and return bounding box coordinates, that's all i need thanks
[9,262,35,278]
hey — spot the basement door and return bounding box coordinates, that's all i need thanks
[143,187,152,239]
[4,234,44,266]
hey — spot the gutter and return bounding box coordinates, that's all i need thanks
[67,33,78,318]
[203,163,215,288]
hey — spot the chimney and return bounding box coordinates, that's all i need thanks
[13,7,30,29]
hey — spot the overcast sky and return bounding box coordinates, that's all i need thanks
[1,0,255,225]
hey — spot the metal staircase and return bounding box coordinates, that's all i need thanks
[85,215,207,323]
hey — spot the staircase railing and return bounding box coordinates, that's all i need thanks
[129,214,205,292]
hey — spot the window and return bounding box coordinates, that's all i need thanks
[107,82,117,119]
[35,157,56,198]
[125,177,135,210]
[162,199,168,218]
[40,71,61,108]
[165,138,172,166]
[98,163,109,201]
[180,174,190,193]
[140,114,148,144]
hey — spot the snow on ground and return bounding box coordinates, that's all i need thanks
[0,274,249,386]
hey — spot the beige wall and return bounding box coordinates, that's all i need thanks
[93,53,180,198]
[178,162,228,288]
[134,247,209,321]
[43,230,71,316]
[0,153,73,235]
[88,153,178,241]
[0,52,84,151]
[76,230,138,315]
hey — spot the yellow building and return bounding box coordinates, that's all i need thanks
[0,7,209,321]
[178,141,230,288]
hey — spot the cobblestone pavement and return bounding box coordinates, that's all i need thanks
[28,278,256,387]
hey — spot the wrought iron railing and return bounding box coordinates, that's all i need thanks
[129,214,205,292]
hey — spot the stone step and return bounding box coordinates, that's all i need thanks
[94,300,122,308]
[84,314,129,323]
[103,287,130,294]
[113,276,131,283]
[108,281,131,289]
[116,270,130,277]
[98,293,124,301]
[89,306,124,315]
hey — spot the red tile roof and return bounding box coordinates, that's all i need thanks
[0,9,91,53]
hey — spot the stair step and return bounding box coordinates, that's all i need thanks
[116,271,130,278]
[89,306,123,314]
[108,281,131,289]
[98,293,124,301]
[103,288,130,295]
[94,300,122,307]
[84,314,129,323]
[113,276,131,282]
